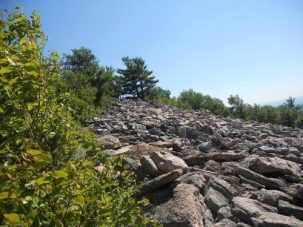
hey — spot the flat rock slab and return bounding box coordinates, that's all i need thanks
[147,183,205,227]
[236,166,282,190]
[232,197,277,223]
[205,187,229,215]
[96,135,122,149]
[140,169,183,194]
[278,200,303,220]
[249,156,301,178]
[252,212,303,227]
[151,151,189,174]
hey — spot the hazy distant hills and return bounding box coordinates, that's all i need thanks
[262,96,303,107]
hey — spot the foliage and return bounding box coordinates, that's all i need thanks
[145,86,171,103]
[61,47,117,122]
[0,8,152,226]
[118,57,159,100]
[228,95,247,119]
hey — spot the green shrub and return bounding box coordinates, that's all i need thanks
[0,7,151,226]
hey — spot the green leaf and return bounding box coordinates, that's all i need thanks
[15,4,22,9]
[36,176,49,186]
[0,191,16,200]
[74,195,85,206]
[53,170,68,179]
[19,37,29,45]
[6,57,16,66]
[26,149,42,156]
[83,160,93,167]
[0,67,12,74]
[27,103,34,111]
[4,213,20,224]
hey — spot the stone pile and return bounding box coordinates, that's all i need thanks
[88,99,303,227]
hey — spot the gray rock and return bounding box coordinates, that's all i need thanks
[203,209,214,227]
[232,197,277,223]
[96,135,122,149]
[287,184,303,200]
[252,212,303,227]
[140,169,183,194]
[236,223,251,227]
[177,172,206,193]
[140,155,160,177]
[197,142,212,152]
[151,151,189,174]
[204,160,221,172]
[214,219,236,227]
[208,177,238,201]
[248,157,301,178]
[257,189,293,206]
[148,183,205,227]
[216,206,233,222]
[236,166,282,190]
[278,200,303,220]
[205,187,229,215]
[217,127,230,137]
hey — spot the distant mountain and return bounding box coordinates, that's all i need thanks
[262,96,303,107]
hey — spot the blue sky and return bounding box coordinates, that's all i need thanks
[2,0,303,104]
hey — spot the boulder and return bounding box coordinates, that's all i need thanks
[231,197,277,223]
[236,166,282,190]
[248,157,301,178]
[208,177,238,201]
[204,160,221,172]
[203,209,214,227]
[214,219,236,227]
[140,155,160,177]
[257,189,293,206]
[205,187,229,215]
[148,183,205,227]
[252,212,303,227]
[140,169,183,194]
[150,151,189,174]
[278,200,303,220]
[287,184,303,200]
[177,172,206,193]
[216,206,233,222]
[96,135,122,149]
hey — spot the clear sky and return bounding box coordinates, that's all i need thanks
[2,0,303,104]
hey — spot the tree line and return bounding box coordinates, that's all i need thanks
[59,47,303,128]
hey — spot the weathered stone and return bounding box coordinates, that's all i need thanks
[206,151,246,162]
[149,140,173,148]
[96,135,122,149]
[278,200,303,220]
[257,189,293,206]
[249,157,301,178]
[177,172,206,193]
[252,212,303,227]
[197,142,212,152]
[287,184,303,200]
[204,160,221,172]
[217,126,230,137]
[140,169,183,194]
[231,197,277,223]
[203,209,214,227]
[205,187,229,215]
[151,151,189,173]
[208,177,238,201]
[140,155,160,177]
[216,206,233,222]
[147,183,205,227]
[236,166,282,190]
[214,219,236,227]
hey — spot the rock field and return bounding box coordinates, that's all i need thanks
[88,99,303,227]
